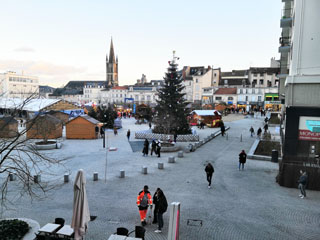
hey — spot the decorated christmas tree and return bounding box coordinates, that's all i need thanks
[153,51,191,135]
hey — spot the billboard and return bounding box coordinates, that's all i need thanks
[299,116,320,141]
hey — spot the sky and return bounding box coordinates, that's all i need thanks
[0,0,282,88]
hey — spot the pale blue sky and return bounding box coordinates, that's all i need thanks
[0,0,282,87]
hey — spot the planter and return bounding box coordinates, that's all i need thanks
[2,218,40,240]
[32,141,62,150]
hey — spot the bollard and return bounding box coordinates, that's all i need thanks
[142,166,148,174]
[168,156,175,163]
[271,150,278,163]
[158,162,164,169]
[64,174,69,183]
[34,175,41,184]
[240,134,242,142]
[93,172,99,181]
[178,151,184,158]
[120,170,125,178]
[9,173,15,181]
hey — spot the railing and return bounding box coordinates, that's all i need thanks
[281,8,293,18]
[279,37,291,46]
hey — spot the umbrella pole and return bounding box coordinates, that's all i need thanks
[104,131,108,183]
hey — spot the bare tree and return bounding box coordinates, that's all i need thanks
[0,96,65,210]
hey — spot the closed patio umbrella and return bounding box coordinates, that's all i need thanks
[71,169,90,240]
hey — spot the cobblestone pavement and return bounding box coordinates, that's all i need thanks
[2,115,320,240]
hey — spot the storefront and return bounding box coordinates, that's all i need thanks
[264,93,281,111]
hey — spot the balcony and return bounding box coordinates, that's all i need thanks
[280,8,293,28]
[279,37,291,53]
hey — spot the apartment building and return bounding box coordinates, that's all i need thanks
[0,71,39,98]
[279,0,320,190]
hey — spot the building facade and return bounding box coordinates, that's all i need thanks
[279,0,320,190]
[0,71,39,98]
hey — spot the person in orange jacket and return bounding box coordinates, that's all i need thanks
[137,185,153,226]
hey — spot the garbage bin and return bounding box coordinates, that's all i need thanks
[271,150,278,163]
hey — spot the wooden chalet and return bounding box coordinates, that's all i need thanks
[0,117,18,138]
[190,110,222,126]
[26,114,63,140]
[66,115,100,139]
[48,111,70,125]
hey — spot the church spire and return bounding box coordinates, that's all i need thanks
[109,37,116,63]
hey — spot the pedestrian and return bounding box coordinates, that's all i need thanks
[136,185,153,226]
[114,127,118,136]
[100,127,105,138]
[205,163,214,188]
[127,129,131,141]
[142,139,149,156]
[149,122,152,129]
[264,117,269,124]
[152,188,160,224]
[264,123,268,133]
[153,188,168,233]
[298,170,308,199]
[257,127,262,139]
[156,140,161,158]
[238,150,247,170]
[220,123,226,136]
[174,132,177,143]
[250,126,254,137]
[95,125,99,138]
[151,140,157,156]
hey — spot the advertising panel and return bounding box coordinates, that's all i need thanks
[299,116,320,141]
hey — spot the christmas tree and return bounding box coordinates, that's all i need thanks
[153,52,191,135]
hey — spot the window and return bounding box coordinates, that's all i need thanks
[214,73,217,77]
[215,97,222,100]
[228,97,233,100]
[196,79,199,83]
[260,73,264,76]
[274,96,279,101]
[253,74,257,77]
[147,95,151,101]
[260,79,264,85]
[224,80,228,85]
[266,96,272,101]
[240,89,243,94]
[245,96,248,101]
[258,96,262,101]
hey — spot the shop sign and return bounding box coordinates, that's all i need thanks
[237,101,246,105]
[265,101,281,104]
[299,116,320,141]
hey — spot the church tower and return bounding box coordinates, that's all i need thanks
[106,38,118,87]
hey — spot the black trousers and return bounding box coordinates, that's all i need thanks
[206,173,213,186]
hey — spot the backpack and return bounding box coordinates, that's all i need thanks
[140,193,148,207]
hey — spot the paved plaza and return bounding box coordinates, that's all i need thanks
[2,114,320,240]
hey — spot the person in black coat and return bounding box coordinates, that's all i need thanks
[152,188,160,224]
[142,139,149,156]
[150,140,157,156]
[239,150,247,170]
[220,123,226,136]
[154,189,168,233]
[205,163,214,188]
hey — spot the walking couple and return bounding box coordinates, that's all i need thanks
[136,186,168,233]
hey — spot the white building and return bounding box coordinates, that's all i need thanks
[101,86,129,104]
[83,82,105,104]
[213,88,237,106]
[0,71,39,98]
[181,66,220,103]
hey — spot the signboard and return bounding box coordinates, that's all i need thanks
[133,104,136,114]
[124,98,134,103]
[299,116,320,141]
